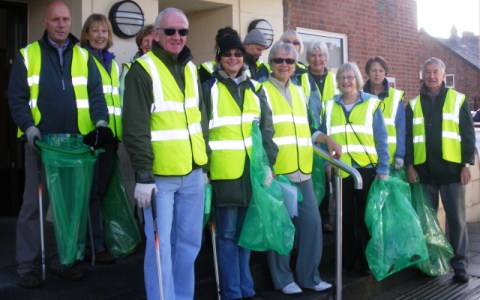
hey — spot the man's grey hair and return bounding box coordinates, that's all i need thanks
[423,57,445,73]
[155,7,188,31]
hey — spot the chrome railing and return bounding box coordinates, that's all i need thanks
[313,145,363,300]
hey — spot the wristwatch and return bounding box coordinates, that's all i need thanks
[463,163,471,168]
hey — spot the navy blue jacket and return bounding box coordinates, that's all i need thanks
[8,31,108,135]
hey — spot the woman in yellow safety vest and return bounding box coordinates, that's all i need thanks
[265,41,341,295]
[320,62,390,277]
[80,14,121,265]
[202,29,278,300]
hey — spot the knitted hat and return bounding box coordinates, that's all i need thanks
[243,29,268,47]
[216,34,245,60]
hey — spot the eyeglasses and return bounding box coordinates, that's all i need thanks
[221,51,244,58]
[272,58,296,65]
[283,40,301,46]
[158,28,189,36]
[339,76,356,82]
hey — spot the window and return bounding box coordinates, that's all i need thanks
[445,74,455,88]
[296,27,348,72]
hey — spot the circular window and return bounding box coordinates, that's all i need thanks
[248,19,274,49]
[109,1,145,39]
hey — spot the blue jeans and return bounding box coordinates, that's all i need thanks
[215,206,255,299]
[143,168,204,300]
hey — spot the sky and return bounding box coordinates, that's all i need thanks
[417,0,480,38]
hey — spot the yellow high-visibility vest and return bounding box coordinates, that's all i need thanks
[382,88,404,163]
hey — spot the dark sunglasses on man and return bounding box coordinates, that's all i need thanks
[158,28,189,36]
[271,58,296,65]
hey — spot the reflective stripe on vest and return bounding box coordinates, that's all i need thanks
[200,60,216,74]
[19,41,94,136]
[93,57,122,139]
[382,88,404,163]
[208,81,261,180]
[137,52,207,175]
[325,97,379,178]
[410,89,463,165]
[263,81,313,175]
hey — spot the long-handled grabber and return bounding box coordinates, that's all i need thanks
[150,191,164,300]
[35,142,46,281]
[210,221,221,300]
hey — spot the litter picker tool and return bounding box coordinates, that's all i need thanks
[35,141,46,281]
[150,191,164,300]
[210,221,221,300]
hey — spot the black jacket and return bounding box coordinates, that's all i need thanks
[405,83,476,184]
[8,31,107,135]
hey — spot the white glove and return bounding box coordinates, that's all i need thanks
[262,168,273,187]
[203,172,210,184]
[134,183,158,208]
[394,157,404,170]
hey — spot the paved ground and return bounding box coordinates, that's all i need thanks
[0,216,478,300]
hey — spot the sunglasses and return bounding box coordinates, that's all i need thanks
[221,51,244,58]
[159,28,189,36]
[272,58,296,65]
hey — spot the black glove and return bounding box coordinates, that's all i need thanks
[83,126,114,150]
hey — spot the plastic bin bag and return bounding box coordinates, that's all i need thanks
[311,154,326,206]
[365,176,428,281]
[410,183,454,276]
[239,123,295,255]
[102,156,142,258]
[203,183,212,228]
[36,134,98,266]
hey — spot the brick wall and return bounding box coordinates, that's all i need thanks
[283,0,421,99]
[419,32,480,109]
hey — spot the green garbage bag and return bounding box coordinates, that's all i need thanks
[102,156,142,258]
[37,134,98,267]
[203,183,212,228]
[239,123,295,255]
[365,176,428,281]
[410,183,454,276]
[311,154,326,206]
[389,168,408,182]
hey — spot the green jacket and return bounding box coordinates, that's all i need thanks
[122,42,208,183]
[202,65,278,207]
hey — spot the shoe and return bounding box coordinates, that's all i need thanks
[243,295,262,300]
[50,266,84,281]
[307,281,332,292]
[359,268,371,277]
[281,282,303,294]
[323,224,334,233]
[453,269,469,284]
[19,272,41,289]
[95,250,116,265]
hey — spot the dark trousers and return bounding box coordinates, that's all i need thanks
[341,168,375,270]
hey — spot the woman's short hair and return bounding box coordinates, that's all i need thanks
[280,29,304,54]
[336,62,364,89]
[306,41,329,61]
[268,41,298,65]
[135,24,156,49]
[80,14,113,50]
[422,57,446,73]
[365,56,389,75]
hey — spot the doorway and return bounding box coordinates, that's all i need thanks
[0,2,27,216]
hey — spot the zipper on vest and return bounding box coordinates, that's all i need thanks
[62,78,65,90]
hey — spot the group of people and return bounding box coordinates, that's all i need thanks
[7,1,475,300]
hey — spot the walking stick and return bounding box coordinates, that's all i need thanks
[35,143,46,281]
[150,191,164,300]
[210,221,221,300]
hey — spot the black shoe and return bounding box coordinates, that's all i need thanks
[50,266,84,281]
[323,224,334,234]
[453,269,469,284]
[359,268,371,277]
[19,272,41,289]
[95,250,116,265]
[244,295,262,300]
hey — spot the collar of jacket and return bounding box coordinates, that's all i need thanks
[213,63,248,82]
[41,31,79,51]
[420,81,447,99]
[364,78,389,100]
[151,40,193,66]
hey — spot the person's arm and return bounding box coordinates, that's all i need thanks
[394,100,406,159]
[122,62,155,183]
[459,100,476,165]
[372,107,390,176]
[7,52,34,133]
[257,85,278,168]
[86,54,108,125]
[200,79,212,172]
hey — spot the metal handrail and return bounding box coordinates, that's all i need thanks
[313,145,363,300]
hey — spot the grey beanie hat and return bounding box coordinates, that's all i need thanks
[243,29,268,47]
